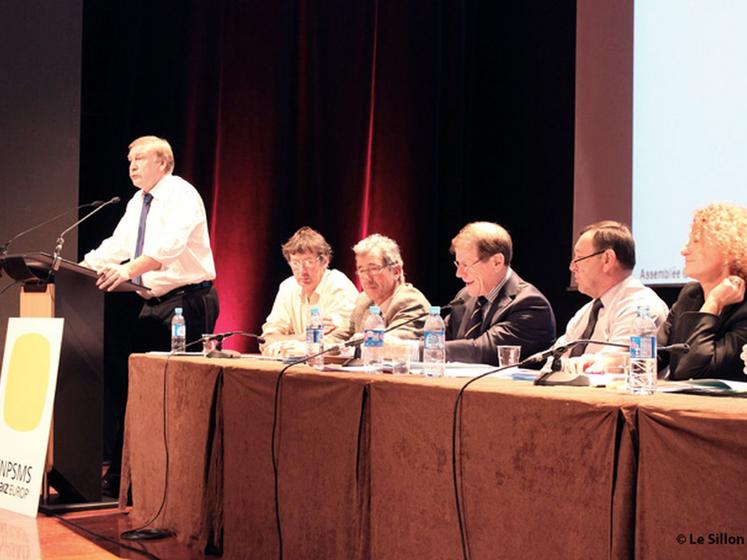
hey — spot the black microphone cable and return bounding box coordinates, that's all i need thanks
[42,509,162,559]
[121,353,176,542]
[40,343,228,558]
[269,323,406,559]
[451,340,612,559]
[269,298,463,560]
[451,338,691,559]
[270,346,332,560]
[451,361,523,560]
[120,331,262,542]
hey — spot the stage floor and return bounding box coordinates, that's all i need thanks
[0,506,207,559]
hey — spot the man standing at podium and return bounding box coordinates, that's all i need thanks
[81,135,219,495]
[82,135,219,343]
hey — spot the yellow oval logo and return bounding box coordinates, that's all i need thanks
[3,333,51,432]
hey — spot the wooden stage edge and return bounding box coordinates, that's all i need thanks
[0,506,208,559]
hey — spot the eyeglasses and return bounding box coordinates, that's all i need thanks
[355,264,391,277]
[288,256,321,270]
[570,249,606,267]
[453,258,484,270]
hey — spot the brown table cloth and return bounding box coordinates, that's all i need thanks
[220,364,372,559]
[368,376,640,560]
[635,393,747,560]
[121,355,747,559]
[120,354,223,550]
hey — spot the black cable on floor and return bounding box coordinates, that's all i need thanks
[121,354,174,541]
[44,510,161,560]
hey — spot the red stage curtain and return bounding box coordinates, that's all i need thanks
[79,1,581,349]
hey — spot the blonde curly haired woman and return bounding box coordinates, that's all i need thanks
[658,203,747,381]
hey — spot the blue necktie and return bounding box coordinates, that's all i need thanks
[132,192,153,285]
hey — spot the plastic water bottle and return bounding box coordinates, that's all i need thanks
[171,307,186,353]
[628,306,657,395]
[306,306,325,369]
[361,306,385,372]
[423,306,446,377]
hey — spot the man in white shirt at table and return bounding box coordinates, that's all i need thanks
[555,220,668,372]
[261,226,358,356]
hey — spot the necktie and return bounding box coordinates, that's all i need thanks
[464,296,488,339]
[569,298,604,357]
[132,192,153,285]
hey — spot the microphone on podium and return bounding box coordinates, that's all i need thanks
[51,196,121,272]
[0,198,115,265]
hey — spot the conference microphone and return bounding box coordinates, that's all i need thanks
[51,196,121,272]
[383,295,464,327]
[523,338,691,368]
[530,339,691,385]
[658,343,690,354]
[204,331,266,348]
[325,296,465,358]
[522,339,628,368]
[182,331,265,358]
[0,198,112,260]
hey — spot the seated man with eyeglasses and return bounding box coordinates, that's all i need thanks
[261,227,358,356]
[327,233,431,345]
[554,221,668,373]
[445,221,556,365]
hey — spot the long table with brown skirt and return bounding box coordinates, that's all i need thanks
[634,394,747,560]
[120,355,747,559]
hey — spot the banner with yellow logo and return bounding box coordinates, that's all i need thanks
[0,318,63,517]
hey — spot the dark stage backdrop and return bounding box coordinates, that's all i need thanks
[79,1,589,351]
[0,0,82,358]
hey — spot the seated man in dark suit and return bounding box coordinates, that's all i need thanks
[445,222,556,365]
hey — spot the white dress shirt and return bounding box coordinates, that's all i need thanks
[556,274,669,355]
[83,174,216,297]
[261,268,359,339]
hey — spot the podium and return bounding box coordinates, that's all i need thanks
[1,252,144,504]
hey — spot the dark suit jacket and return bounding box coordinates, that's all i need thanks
[657,282,747,381]
[328,283,431,343]
[444,271,556,365]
